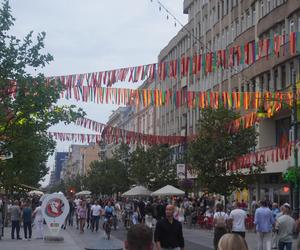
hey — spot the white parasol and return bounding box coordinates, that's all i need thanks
[75,190,91,196]
[151,185,185,197]
[122,186,151,197]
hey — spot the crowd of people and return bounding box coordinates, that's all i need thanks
[0,196,43,240]
[1,193,300,250]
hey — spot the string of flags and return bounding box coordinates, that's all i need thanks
[228,142,294,171]
[61,86,293,111]
[227,112,258,133]
[74,117,186,146]
[48,132,101,144]
[48,31,300,87]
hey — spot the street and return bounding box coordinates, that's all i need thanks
[1,221,299,250]
[0,222,211,250]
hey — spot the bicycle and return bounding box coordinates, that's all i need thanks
[124,211,133,230]
[103,217,112,240]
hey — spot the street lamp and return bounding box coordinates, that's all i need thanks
[291,68,299,218]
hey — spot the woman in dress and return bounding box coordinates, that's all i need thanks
[32,202,44,239]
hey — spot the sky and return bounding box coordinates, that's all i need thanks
[7,0,188,186]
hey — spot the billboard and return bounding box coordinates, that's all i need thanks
[176,164,198,179]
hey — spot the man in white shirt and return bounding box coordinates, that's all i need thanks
[90,201,102,232]
[276,203,296,250]
[229,203,247,238]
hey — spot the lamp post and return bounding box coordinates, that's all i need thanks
[291,68,299,218]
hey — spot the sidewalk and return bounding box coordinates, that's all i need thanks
[0,225,124,250]
[0,225,81,250]
[183,227,299,250]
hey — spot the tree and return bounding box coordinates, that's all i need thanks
[85,159,130,195]
[129,145,177,190]
[0,1,84,189]
[188,108,263,197]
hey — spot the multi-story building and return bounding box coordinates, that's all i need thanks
[155,0,300,203]
[61,143,101,180]
[49,170,56,187]
[80,142,101,175]
[104,106,134,159]
[54,152,68,183]
[103,80,158,159]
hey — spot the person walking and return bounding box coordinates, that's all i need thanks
[10,200,21,240]
[271,203,281,249]
[32,202,44,239]
[228,203,247,238]
[275,203,296,250]
[22,201,32,240]
[254,200,275,250]
[78,201,87,233]
[90,200,101,232]
[213,203,228,250]
[154,204,184,250]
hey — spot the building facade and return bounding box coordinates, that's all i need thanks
[61,143,101,180]
[54,152,68,183]
[155,0,300,203]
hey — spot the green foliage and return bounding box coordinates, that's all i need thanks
[0,0,84,189]
[81,143,178,196]
[283,166,300,185]
[129,144,177,190]
[188,108,261,196]
[85,159,130,195]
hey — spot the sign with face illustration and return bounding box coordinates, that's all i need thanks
[41,193,70,235]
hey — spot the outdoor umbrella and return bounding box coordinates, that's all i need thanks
[75,190,91,196]
[28,190,44,196]
[151,185,185,196]
[122,185,151,197]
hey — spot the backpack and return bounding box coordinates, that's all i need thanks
[215,212,226,228]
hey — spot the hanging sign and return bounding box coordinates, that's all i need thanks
[41,193,70,235]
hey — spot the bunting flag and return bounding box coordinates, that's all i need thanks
[228,142,293,171]
[227,112,258,133]
[45,32,300,87]
[48,132,101,144]
[62,86,296,111]
[74,117,186,146]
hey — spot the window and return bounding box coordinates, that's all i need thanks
[274,69,278,91]
[232,0,237,8]
[290,62,295,83]
[282,65,286,89]
[260,0,264,18]
[225,0,229,15]
[252,5,256,25]
[225,27,229,46]
[276,118,290,147]
[267,73,270,91]
[289,19,295,33]
[236,19,240,36]
[241,15,245,32]
[267,0,271,14]
[247,10,251,28]
[281,23,286,36]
